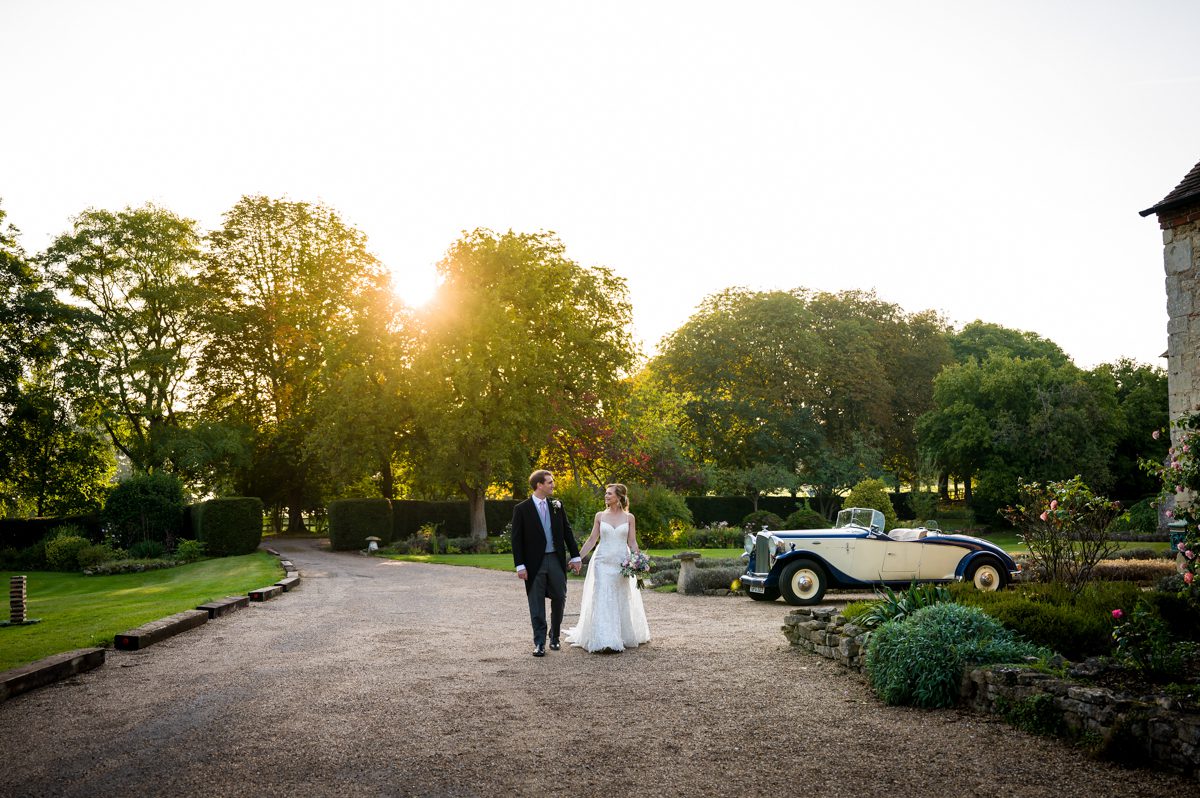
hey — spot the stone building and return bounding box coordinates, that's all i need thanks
[1141,157,1200,428]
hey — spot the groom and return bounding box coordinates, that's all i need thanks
[512,469,581,657]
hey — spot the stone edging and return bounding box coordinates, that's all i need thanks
[0,546,299,704]
[782,606,1200,779]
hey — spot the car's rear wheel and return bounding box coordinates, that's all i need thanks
[779,558,827,605]
[748,587,780,601]
[966,558,1005,592]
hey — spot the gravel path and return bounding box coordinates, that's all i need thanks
[0,538,1187,797]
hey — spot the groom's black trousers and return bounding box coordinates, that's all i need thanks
[528,553,567,645]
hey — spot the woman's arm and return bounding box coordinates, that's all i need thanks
[627,514,640,554]
[579,513,602,558]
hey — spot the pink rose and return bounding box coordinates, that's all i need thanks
[1186,572,1194,585]
[1185,444,1191,453]
[1039,511,1048,521]
[1187,550,1195,560]
[1153,429,1161,440]
[1049,500,1058,511]
[1167,510,1175,518]
[1111,609,1123,620]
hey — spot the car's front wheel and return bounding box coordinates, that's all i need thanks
[966,558,1006,592]
[779,558,827,605]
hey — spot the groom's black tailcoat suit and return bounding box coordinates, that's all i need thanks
[512,497,580,646]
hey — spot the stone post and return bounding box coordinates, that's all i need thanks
[674,551,700,594]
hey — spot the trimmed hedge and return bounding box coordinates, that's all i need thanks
[391,500,520,538]
[192,497,264,556]
[0,514,103,549]
[330,498,393,551]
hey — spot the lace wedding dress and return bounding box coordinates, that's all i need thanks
[566,521,651,652]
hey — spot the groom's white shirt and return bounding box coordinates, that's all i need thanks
[515,496,582,573]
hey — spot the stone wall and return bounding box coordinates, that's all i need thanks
[1163,216,1200,428]
[782,606,1200,779]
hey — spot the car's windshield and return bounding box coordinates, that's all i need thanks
[836,507,885,534]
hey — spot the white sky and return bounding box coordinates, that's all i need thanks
[3,0,1199,368]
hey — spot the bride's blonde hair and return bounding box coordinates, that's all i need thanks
[607,483,629,510]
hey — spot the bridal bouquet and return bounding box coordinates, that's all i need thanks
[620,551,651,579]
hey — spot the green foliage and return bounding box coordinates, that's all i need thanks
[551,482,603,537]
[949,321,1070,365]
[917,354,1122,524]
[843,478,900,530]
[44,203,205,474]
[128,540,166,559]
[487,533,512,554]
[841,601,876,625]
[327,498,393,551]
[192,496,264,556]
[999,477,1122,593]
[906,490,938,522]
[949,580,1141,659]
[172,538,205,563]
[83,558,177,575]
[675,522,745,549]
[741,510,785,531]
[76,542,122,569]
[408,228,635,539]
[712,464,799,510]
[995,693,1065,737]
[1111,599,1199,683]
[629,484,693,537]
[44,534,90,571]
[1144,412,1200,597]
[865,602,1044,708]
[784,506,831,530]
[1110,497,1158,535]
[102,472,187,550]
[858,581,954,629]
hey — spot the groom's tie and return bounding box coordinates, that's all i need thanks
[538,499,554,553]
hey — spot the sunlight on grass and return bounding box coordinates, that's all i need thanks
[0,552,281,672]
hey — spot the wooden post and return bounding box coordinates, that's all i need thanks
[10,576,26,625]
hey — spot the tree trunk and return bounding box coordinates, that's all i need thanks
[963,475,973,505]
[286,497,307,535]
[938,471,950,501]
[380,458,395,499]
[465,485,488,543]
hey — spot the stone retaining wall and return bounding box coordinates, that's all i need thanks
[783,606,1200,779]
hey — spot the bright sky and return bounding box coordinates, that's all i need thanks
[3,1,1199,368]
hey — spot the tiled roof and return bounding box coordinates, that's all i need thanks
[1141,157,1200,217]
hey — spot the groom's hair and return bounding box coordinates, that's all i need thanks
[529,469,553,490]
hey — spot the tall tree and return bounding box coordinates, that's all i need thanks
[950,320,1070,366]
[198,196,389,532]
[42,204,205,473]
[410,229,635,541]
[1092,358,1168,501]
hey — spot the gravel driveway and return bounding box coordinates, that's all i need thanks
[0,538,1187,797]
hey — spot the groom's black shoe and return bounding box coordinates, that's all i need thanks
[549,638,561,651]
[532,643,546,657]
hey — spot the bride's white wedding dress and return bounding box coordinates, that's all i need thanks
[566,521,651,652]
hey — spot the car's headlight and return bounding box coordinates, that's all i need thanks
[744,532,755,554]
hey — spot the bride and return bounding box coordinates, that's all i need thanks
[566,483,651,653]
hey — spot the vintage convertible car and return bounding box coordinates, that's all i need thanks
[740,507,1020,605]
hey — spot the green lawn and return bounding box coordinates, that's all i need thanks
[0,552,281,672]
[379,547,745,574]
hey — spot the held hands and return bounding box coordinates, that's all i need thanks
[570,561,582,575]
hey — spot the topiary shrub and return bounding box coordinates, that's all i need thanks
[192,497,264,556]
[172,539,205,563]
[784,506,830,530]
[328,498,393,552]
[681,565,746,594]
[843,478,900,531]
[45,534,91,571]
[865,602,1045,708]
[102,472,188,550]
[741,510,786,532]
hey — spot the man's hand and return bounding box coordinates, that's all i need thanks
[517,569,528,581]
[569,561,582,575]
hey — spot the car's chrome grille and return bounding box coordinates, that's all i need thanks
[755,535,771,574]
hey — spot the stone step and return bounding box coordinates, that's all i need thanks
[248,585,282,602]
[0,648,105,703]
[275,576,300,592]
[196,595,250,619]
[114,609,209,651]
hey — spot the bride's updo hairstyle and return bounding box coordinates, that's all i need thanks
[607,483,629,510]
